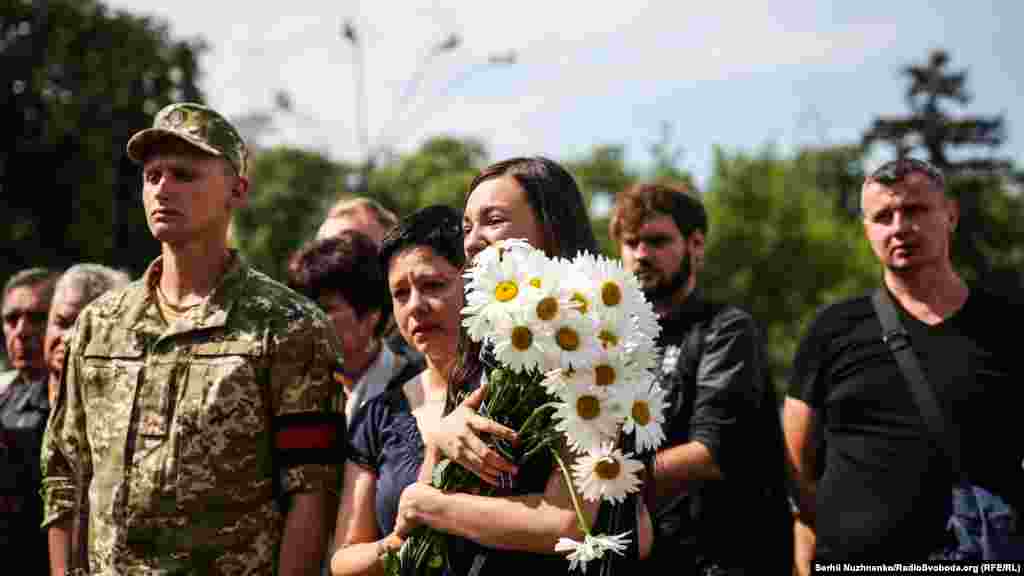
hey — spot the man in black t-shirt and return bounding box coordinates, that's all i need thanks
[611,182,793,575]
[784,158,1024,569]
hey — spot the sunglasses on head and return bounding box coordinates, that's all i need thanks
[868,158,945,188]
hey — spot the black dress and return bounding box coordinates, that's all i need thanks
[445,369,641,576]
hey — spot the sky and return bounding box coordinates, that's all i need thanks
[106,0,1023,189]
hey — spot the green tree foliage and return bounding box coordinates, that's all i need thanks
[702,146,879,388]
[1,0,205,280]
[232,147,342,281]
[564,145,636,256]
[794,144,865,217]
[366,136,488,217]
[952,175,1024,291]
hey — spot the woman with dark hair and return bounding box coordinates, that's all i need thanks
[393,158,652,574]
[331,205,468,575]
[463,156,599,262]
[288,231,422,424]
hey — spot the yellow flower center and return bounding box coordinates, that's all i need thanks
[570,292,589,315]
[597,329,618,348]
[529,277,542,288]
[632,400,651,426]
[495,281,519,302]
[536,297,559,321]
[511,326,533,351]
[593,456,621,480]
[601,281,622,307]
[556,326,580,351]
[576,395,601,420]
[594,364,616,387]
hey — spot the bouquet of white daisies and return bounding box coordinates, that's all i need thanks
[392,239,666,575]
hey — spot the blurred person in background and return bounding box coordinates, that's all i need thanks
[0,267,58,573]
[317,196,398,246]
[610,182,793,575]
[317,196,418,363]
[43,264,130,576]
[288,231,423,425]
[43,264,131,405]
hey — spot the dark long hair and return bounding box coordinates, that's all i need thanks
[449,157,599,406]
[469,157,598,259]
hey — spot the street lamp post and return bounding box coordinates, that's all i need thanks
[341,20,463,194]
[341,20,371,192]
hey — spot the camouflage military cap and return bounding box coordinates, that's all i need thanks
[126,102,248,176]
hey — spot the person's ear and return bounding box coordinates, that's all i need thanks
[689,229,706,261]
[946,197,959,233]
[229,176,249,208]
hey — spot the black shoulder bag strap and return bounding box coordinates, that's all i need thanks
[871,288,962,477]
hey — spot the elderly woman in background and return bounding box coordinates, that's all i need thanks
[288,230,423,423]
[331,205,467,575]
[43,263,130,576]
[44,263,130,405]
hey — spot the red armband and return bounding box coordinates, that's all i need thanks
[272,412,346,466]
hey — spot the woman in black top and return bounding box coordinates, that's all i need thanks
[394,158,654,575]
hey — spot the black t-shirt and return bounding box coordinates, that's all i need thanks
[654,293,792,569]
[789,287,1024,561]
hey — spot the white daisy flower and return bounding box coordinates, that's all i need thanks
[583,348,637,393]
[463,250,532,328]
[555,531,631,573]
[461,305,493,343]
[625,337,659,373]
[524,288,573,335]
[618,379,667,454]
[588,255,648,318]
[572,443,644,503]
[554,381,620,453]
[468,237,535,268]
[548,313,602,371]
[520,248,555,290]
[491,312,551,374]
[592,308,632,354]
[539,367,580,396]
[629,298,661,352]
[563,252,601,318]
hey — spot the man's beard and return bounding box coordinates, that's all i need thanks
[640,252,691,305]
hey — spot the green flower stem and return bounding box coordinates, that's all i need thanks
[516,401,559,437]
[520,433,559,461]
[550,448,590,537]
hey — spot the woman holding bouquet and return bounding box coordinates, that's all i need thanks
[392,157,654,575]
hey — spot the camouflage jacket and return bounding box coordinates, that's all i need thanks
[41,253,344,575]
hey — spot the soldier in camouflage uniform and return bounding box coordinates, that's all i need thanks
[40,102,345,575]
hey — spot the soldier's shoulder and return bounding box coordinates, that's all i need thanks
[235,267,329,329]
[72,280,146,326]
